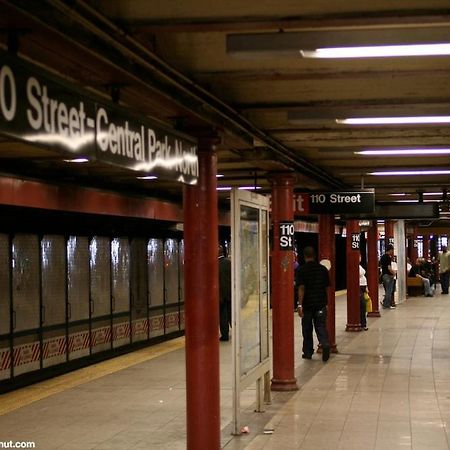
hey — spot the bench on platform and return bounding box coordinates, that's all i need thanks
[407,277,423,296]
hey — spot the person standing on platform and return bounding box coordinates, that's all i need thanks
[390,256,398,307]
[296,246,330,362]
[359,260,368,330]
[218,245,232,341]
[379,244,396,309]
[439,246,450,295]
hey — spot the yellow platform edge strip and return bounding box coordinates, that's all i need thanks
[0,336,185,416]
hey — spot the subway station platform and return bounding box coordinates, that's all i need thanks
[1,290,450,449]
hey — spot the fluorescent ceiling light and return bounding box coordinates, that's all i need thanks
[423,192,443,196]
[136,175,158,180]
[389,193,407,196]
[300,43,450,59]
[217,186,262,191]
[357,148,450,155]
[238,186,261,190]
[338,116,450,125]
[63,158,89,163]
[369,170,450,176]
[394,199,440,203]
[216,174,224,178]
[227,27,450,58]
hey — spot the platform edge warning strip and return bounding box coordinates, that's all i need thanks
[0,336,185,416]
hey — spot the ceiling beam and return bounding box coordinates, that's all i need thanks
[194,68,450,83]
[236,98,450,111]
[125,11,450,33]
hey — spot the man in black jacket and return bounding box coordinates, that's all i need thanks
[296,246,330,362]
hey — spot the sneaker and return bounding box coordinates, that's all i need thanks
[302,354,312,360]
[322,346,330,362]
[390,306,396,309]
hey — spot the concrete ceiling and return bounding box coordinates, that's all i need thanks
[1,0,449,222]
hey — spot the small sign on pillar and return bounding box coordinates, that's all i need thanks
[388,237,395,246]
[351,233,360,250]
[279,222,294,250]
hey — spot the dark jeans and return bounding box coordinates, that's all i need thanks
[360,286,367,328]
[382,274,395,308]
[302,305,329,357]
[219,301,231,339]
[441,271,450,294]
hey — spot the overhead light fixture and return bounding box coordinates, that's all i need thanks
[216,174,224,178]
[217,186,262,191]
[227,27,450,59]
[339,116,450,125]
[369,170,450,176]
[357,148,450,155]
[394,199,440,203]
[423,192,443,196]
[389,193,407,196]
[288,106,450,126]
[301,43,450,59]
[136,175,158,180]
[63,157,89,163]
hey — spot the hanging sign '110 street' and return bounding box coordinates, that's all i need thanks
[294,190,375,215]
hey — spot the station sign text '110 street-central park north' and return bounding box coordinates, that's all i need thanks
[0,52,198,184]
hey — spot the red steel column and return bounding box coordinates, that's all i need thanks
[367,220,380,318]
[183,137,220,450]
[346,220,362,331]
[385,220,395,247]
[319,214,337,352]
[423,234,430,260]
[411,226,419,263]
[270,174,298,391]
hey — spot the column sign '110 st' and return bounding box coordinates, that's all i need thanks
[294,190,375,215]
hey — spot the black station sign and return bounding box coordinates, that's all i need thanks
[278,222,294,250]
[0,52,198,184]
[294,190,375,215]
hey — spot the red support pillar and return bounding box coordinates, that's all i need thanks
[423,234,430,260]
[270,174,298,392]
[319,214,337,352]
[367,220,380,317]
[385,220,395,248]
[411,226,419,263]
[183,137,220,450]
[346,220,362,331]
